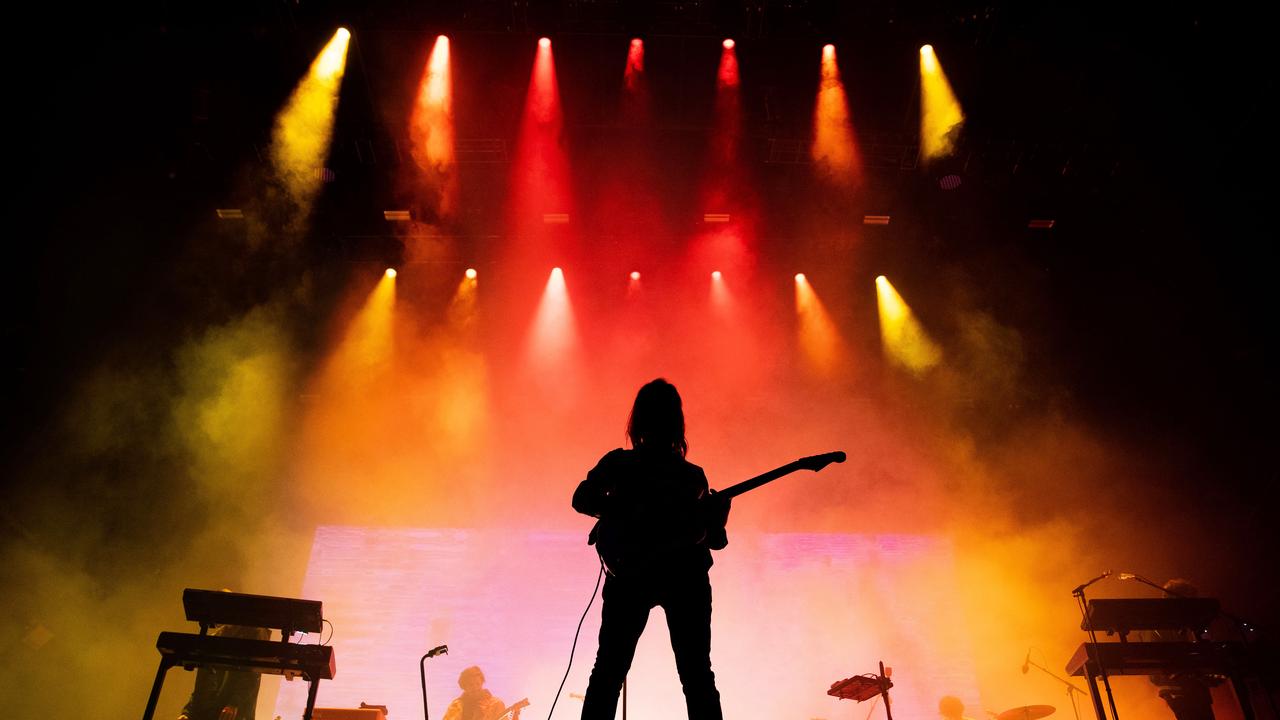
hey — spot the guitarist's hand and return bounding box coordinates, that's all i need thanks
[702,489,731,550]
[706,488,732,527]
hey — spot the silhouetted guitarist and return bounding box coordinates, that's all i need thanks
[573,378,730,720]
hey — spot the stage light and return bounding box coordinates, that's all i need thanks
[630,271,641,281]
[712,271,722,280]
[216,209,244,220]
[383,210,411,221]
[919,44,965,164]
[316,29,351,78]
[864,215,891,225]
[876,275,941,375]
[625,38,646,101]
[796,273,841,374]
[812,40,859,183]
[723,39,735,49]
[324,266,397,381]
[270,27,350,220]
[410,35,455,218]
[448,265,479,331]
[528,266,579,370]
[512,32,570,233]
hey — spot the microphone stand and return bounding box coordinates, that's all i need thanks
[420,652,433,720]
[420,646,447,720]
[1074,585,1121,720]
[1025,656,1089,720]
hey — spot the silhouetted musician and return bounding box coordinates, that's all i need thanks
[1143,579,1218,720]
[178,622,270,720]
[573,379,730,720]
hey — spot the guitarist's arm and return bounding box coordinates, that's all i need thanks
[573,449,626,518]
[699,469,732,550]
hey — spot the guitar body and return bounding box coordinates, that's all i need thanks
[588,451,845,577]
[589,500,705,577]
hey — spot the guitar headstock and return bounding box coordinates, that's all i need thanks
[797,451,846,472]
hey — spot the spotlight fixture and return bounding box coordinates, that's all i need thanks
[711,271,722,280]
[465,268,477,279]
[630,271,641,281]
[795,273,807,283]
[723,39,735,49]
[539,37,551,49]
[385,268,397,278]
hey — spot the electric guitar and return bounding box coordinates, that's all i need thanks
[499,698,530,720]
[589,451,846,576]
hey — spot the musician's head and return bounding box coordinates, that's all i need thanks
[458,665,485,691]
[1162,578,1198,597]
[628,378,687,457]
[938,696,965,720]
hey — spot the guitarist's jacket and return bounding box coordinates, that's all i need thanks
[573,448,727,576]
[441,690,507,720]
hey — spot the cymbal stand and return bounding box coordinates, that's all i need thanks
[877,661,894,720]
[1025,655,1089,720]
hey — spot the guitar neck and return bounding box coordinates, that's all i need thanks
[717,461,805,499]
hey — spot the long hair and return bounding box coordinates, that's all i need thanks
[626,378,688,457]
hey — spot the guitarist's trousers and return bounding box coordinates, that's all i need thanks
[581,567,723,720]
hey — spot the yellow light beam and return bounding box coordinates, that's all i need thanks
[270,28,351,221]
[919,44,965,164]
[876,275,941,374]
[330,270,396,380]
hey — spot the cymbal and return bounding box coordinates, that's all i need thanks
[996,706,1056,720]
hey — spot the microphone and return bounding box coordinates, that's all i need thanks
[1072,570,1112,595]
[1021,648,1031,674]
[426,644,448,659]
